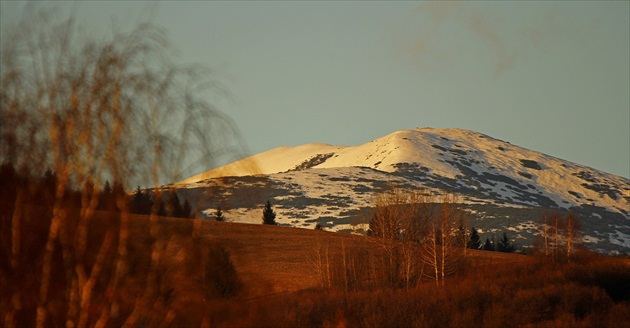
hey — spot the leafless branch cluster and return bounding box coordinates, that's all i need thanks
[537,211,581,262]
[1,8,246,327]
[367,189,467,288]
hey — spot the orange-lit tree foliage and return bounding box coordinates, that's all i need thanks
[1,7,246,327]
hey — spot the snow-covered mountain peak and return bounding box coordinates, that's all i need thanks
[173,127,629,253]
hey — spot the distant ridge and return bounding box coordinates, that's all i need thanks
[174,127,629,253]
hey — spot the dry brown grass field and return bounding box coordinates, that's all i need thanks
[175,218,530,298]
[2,201,629,327]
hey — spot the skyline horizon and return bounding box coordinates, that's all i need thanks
[1,1,628,179]
[182,126,630,181]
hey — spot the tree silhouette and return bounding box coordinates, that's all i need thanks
[0,6,248,326]
[497,232,515,253]
[215,204,225,222]
[262,200,277,225]
[467,227,481,250]
[181,199,193,219]
[130,186,154,215]
[99,180,116,211]
[166,191,183,218]
[483,238,495,251]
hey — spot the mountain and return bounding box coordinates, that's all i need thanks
[172,128,630,254]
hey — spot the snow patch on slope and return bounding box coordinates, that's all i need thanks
[178,127,629,253]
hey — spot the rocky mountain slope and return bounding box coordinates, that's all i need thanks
[173,128,630,253]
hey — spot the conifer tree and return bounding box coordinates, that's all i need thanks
[130,186,142,214]
[262,200,277,225]
[483,238,495,251]
[497,232,515,253]
[467,227,482,250]
[181,199,193,219]
[165,191,183,217]
[131,187,154,215]
[99,180,115,211]
[215,204,224,222]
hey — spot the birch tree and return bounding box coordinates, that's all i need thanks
[419,194,465,286]
[1,7,246,327]
[538,211,581,262]
[368,189,433,288]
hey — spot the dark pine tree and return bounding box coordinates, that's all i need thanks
[467,227,482,250]
[215,204,225,222]
[98,180,116,211]
[130,186,155,215]
[497,232,515,253]
[130,186,144,214]
[165,191,183,218]
[262,200,277,225]
[181,199,193,219]
[483,238,495,251]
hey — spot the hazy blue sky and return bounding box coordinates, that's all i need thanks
[2,1,628,178]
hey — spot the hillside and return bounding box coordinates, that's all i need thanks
[6,207,628,327]
[173,218,528,298]
[173,128,630,253]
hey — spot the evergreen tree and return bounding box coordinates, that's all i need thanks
[467,227,482,250]
[262,200,277,225]
[99,180,116,211]
[103,180,112,195]
[130,186,144,214]
[130,187,154,215]
[483,238,495,251]
[215,204,225,221]
[166,191,183,217]
[182,199,193,219]
[497,232,515,253]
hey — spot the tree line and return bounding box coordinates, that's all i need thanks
[466,227,516,253]
[363,188,581,288]
[1,163,194,219]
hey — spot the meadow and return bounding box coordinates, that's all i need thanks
[2,189,629,327]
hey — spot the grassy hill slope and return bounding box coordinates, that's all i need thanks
[3,207,629,327]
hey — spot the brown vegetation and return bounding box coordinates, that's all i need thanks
[2,173,629,326]
[2,7,629,328]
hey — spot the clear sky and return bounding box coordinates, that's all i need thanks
[2,1,629,178]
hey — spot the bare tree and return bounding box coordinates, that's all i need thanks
[540,211,552,257]
[564,212,580,260]
[308,242,331,288]
[1,7,247,327]
[368,189,433,288]
[419,194,465,286]
[537,211,581,262]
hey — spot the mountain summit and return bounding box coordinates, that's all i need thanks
[175,128,629,253]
